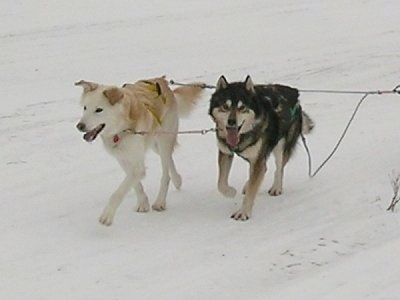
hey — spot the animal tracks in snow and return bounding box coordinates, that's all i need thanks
[269,237,366,277]
[0,99,75,136]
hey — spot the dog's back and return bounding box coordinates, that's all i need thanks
[255,83,314,158]
[123,77,203,124]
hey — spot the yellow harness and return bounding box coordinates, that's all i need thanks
[143,103,162,126]
[140,80,167,126]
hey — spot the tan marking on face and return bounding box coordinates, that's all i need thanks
[212,107,230,137]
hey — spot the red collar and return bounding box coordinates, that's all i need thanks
[113,134,120,144]
[111,128,136,146]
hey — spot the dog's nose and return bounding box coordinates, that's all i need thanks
[227,118,237,127]
[76,122,86,132]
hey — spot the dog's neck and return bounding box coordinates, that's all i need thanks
[101,128,136,147]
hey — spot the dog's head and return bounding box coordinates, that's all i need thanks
[209,75,260,147]
[75,80,127,142]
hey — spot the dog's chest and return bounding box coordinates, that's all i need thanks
[102,135,147,162]
[218,138,263,161]
[237,139,263,161]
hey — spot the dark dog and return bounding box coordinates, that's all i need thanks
[209,75,314,220]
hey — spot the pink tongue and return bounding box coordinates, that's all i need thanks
[83,129,97,142]
[83,124,105,142]
[226,128,240,147]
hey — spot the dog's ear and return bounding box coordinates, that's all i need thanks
[216,75,228,91]
[122,83,135,88]
[244,75,255,94]
[103,87,124,105]
[74,80,98,93]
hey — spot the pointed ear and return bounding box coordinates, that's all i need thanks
[244,75,255,93]
[216,75,228,91]
[74,80,98,93]
[103,87,124,105]
[122,83,135,88]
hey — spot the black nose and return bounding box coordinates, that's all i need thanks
[227,118,237,127]
[76,122,86,132]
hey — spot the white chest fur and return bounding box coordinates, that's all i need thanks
[218,138,263,162]
[237,139,262,161]
[102,135,147,170]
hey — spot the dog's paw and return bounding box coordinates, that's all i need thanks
[231,208,252,221]
[136,200,150,213]
[219,185,237,198]
[99,207,115,226]
[152,200,166,212]
[171,173,182,190]
[268,185,283,196]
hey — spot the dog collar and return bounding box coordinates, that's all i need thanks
[111,129,134,146]
[113,134,120,144]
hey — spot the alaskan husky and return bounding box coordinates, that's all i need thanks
[76,76,203,225]
[209,75,314,221]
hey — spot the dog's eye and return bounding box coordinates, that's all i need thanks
[95,108,103,113]
[83,106,87,111]
[220,104,230,111]
[238,105,249,113]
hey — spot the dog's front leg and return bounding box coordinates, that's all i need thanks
[133,181,150,213]
[231,158,266,221]
[99,168,149,226]
[99,175,136,226]
[218,150,237,197]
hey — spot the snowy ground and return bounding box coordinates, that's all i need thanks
[1,1,400,299]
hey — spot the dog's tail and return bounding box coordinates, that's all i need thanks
[173,84,204,117]
[302,111,315,134]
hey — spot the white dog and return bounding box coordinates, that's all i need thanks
[76,76,203,225]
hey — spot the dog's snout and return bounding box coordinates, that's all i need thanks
[76,122,86,132]
[227,118,237,128]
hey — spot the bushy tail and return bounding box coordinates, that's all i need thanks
[173,84,204,117]
[302,111,315,134]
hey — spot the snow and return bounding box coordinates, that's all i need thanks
[1,0,400,299]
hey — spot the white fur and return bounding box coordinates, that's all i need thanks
[76,79,201,226]
[211,105,256,138]
[238,139,262,161]
[269,138,285,196]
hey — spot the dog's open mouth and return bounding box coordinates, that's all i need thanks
[83,124,105,142]
[226,123,243,147]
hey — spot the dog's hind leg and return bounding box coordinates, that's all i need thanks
[169,157,182,190]
[269,139,286,196]
[218,151,237,198]
[152,137,175,211]
[232,157,266,221]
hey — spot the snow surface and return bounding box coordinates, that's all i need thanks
[1,0,400,299]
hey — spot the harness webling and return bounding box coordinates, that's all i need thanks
[139,80,166,126]
[112,80,166,146]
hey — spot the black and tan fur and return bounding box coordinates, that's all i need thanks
[209,75,314,221]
